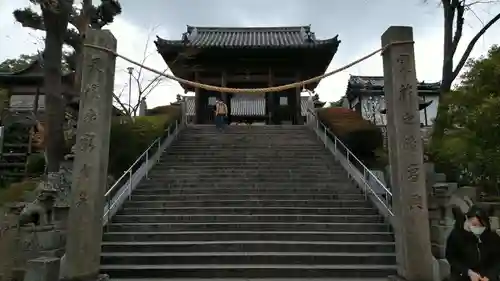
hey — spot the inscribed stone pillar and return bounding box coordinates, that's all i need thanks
[61,29,116,281]
[381,26,434,281]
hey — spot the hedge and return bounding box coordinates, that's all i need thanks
[317,107,383,161]
[108,105,180,178]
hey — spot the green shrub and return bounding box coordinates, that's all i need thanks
[146,104,181,116]
[26,152,45,174]
[108,108,180,178]
[318,107,383,161]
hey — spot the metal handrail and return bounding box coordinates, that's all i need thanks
[102,118,183,225]
[306,107,394,218]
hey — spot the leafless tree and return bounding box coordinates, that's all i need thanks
[116,26,199,117]
[423,0,500,92]
[361,96,385,126]
[423,0,500,137]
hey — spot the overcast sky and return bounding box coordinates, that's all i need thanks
[1,0,500,109]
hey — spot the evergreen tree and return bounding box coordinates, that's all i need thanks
[11,0,121,187]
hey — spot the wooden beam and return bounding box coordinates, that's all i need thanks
[295,72,303,125]
[221,71,228,103]
[194,71,201,124]
[267,67,274,124]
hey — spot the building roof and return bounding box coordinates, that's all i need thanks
[347,75,441,91]
[0,58,74,86]
[155,25,340,49]
[185,96,311,117]
[346,75,440,101]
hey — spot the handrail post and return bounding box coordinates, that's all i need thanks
[106,196,110,231]
[128,169,133,200]
[145,150,149,179]
[157,139,161,163]
[323,129,326,147]
[175,120,178,138]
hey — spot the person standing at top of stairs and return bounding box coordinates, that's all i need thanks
[214,98,228,131]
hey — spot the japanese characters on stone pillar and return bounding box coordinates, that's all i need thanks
[61,29,116,281]
[381,26,434,281]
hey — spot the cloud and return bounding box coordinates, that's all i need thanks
[105,18,183,110]
[1,0,500,109]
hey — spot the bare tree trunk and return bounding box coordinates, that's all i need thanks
[441,0,455,94]
[73,0,92,95]
[41,1,72,186]
[434,0,500,138]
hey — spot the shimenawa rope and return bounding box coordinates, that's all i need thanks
[83,40,414,94]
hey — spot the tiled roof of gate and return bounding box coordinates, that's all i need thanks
[156,25,340,48]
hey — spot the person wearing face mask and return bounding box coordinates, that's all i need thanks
[445,205,500,281]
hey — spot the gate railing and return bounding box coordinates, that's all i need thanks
[102,105,187,226]
[305,102,394,223]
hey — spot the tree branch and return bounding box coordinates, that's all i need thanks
[452,11,500,81]
[450,0,464,57]
[112,92,131,116]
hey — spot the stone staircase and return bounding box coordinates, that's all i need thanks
[100,125,397,280]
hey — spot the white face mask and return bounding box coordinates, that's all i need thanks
[470,226,486,236]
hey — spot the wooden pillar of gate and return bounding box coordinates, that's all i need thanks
[266,67,274,125]
[194,71,202,124]
[221,71,230,124]
[295,72,303,125]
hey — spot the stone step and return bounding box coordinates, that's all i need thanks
[175,138,318,142]
[0,162,25,168]
[162,151,328,157]
[111,214,385,224]
[122,203,372,211]
[185,126,309,130]
[100,252,397,266]
[100,264,397,278]
[150,165,345,172]
[106,222,390,233]
[129,194,364,202]
[148,170,346,177]
[118,207,379,216]
[143,178,349,184]
[180,131,313,136]
[183,128,311,133]
[137,182,354,189]
[159,157,332,163]
[147,174,347,181]
[171,140,321,145]
[132,188,360,196]
[1,152,27,157]
[185,124,307,129]
[101,241,396,254]
[170,143,322,148]
[154,163,341,170]
[102,231,394,243]
[109,277,387,281]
